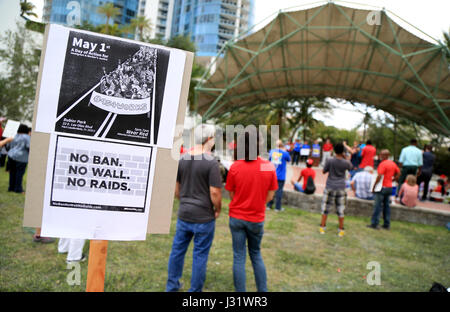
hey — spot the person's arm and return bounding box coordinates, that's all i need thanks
[210,186,222,218]
[0,137,13,147]
[174,182,180,199]
[372,174,382,193]
[350,180,356,193]
[228,191,234,200]
[266,190,275,203]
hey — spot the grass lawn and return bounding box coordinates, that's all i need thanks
[0,168,449,292]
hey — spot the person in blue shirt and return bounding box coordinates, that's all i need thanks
[291,139,301,166]
[7,124,30,193]
[396,139,423,197]
[267,140,291,211]
[300,140,311,163]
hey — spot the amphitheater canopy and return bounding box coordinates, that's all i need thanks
[195,1,450,135]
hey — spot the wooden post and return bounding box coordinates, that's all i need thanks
[86,240,108,292]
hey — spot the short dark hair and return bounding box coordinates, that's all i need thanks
[411,138,418,145]
[17,124,30,134]
[234,127,260,162]
[366,140,372,145]
[334,143,344,155]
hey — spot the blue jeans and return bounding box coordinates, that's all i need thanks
[229,217,267,292]
[267,180,285,210]
[166,218,215,292]
[371,187,392,228]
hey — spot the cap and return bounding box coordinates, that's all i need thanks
[306,159,314,165]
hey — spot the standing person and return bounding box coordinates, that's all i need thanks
[319,143,353,237]
[291,139,301,166]
[7,124,30,193]
[166,124,222,292]
[321,139,333,167]
[397,175,419,208]
[350,166,374,200]
[300,140,311,163]
[417,145,435,201]
[225,129,278,292]
[357,141,366,165]
[397,139,423,197]
[359,140,376,170]
[267,140,291,212]
[58,238,86,262]
[311,140,321,167]
[344,141,360,177]
[291,158,316,193]
[367,150,400,230]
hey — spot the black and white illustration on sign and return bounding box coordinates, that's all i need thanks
[50,135,152,212]
[54,30,170,144]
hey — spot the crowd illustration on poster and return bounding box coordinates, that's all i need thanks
[53,30,170,145]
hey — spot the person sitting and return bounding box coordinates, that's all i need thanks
[350,166,374,200]
[397,174,419,208]
[291,158,316,194]
[429,179,446,202]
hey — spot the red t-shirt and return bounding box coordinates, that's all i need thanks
[323,143,333,152]
[225,157,278,223]
[300,167,316,190]
[377,159,400,188]
[360,145,377,168]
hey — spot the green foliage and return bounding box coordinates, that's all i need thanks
[311,121,359,145]
[0,23,40,121]
[25,20,45,34]
[20,0,38,19]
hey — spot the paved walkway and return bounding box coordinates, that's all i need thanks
[286,163,450,213]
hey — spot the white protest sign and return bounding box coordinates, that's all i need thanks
[2,120,20,138]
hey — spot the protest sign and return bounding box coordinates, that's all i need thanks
[2,120,20,138]
[23,24,193,241]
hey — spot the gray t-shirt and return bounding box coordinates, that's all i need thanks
[324,157,353,190]
[177,153,222,223]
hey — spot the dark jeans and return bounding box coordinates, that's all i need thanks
[417,171,432,200]
[166,219,215,292]
[371,187,392,228]
[291,151,300,165]
[229,217,267,292]
[8,158,27,193]
[0,154,6,167]
[267,180,285,211]
[397,166,418,195]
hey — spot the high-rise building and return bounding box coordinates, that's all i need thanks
[170,0,255,57]
[137,0,174,40]
[42,0,139,27]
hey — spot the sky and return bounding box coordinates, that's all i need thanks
[2,0,449,130]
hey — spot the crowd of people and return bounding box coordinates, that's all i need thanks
[1,117,448,291]
[166,125,450,292]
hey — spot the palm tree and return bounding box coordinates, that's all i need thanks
[20,0,38,20]
[97,2,121,34]
[443,28,450,62]
[99,23,122,37]
[130,16,152,40]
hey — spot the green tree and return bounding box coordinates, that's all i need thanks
[0,23,40,121]
[443,28,450,62]
[20,0,38,19]
[130,16,152,40]
[97,2,121,35]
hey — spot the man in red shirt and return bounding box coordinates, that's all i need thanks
[368,149,400,230]
[321,138,333,167]
[291,158,316,193]
[359,140,376,169]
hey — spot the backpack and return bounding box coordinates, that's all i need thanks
[304,176,316,194]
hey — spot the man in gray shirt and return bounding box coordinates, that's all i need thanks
[166,124,222,292]
[319,142,353,237]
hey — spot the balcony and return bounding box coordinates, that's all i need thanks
[221,0,238,9]
[219,19,235,30]
[220,8,237,19]
[218,28,234,38]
